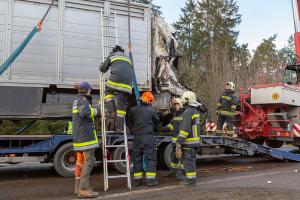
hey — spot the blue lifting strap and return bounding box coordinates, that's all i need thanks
[129,50,141,106]
[0,26,39,76]
[0,0,55,76]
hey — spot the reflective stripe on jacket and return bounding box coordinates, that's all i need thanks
[64,121,73,135]
[100,52,133,94]
[72,94,100,151]
[177,106,201,147]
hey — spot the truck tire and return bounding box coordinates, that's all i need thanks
[163,143,172,169]
[54,142,76,177]
[266,140,284,148]
[112,146,132,174]
[158,143,172,169]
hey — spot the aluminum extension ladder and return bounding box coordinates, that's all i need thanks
[99,9,131,192]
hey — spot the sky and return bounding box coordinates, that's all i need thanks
[153,0,295,51]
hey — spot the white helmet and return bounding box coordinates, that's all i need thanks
[173,98,183,108]
[181,91,199,107]
[226,82,235,91]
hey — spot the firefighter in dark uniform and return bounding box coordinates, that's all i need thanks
[175,91,201,186]
[99,45,133,132]
[127,91,159,187]
[216,82,237,135]
[72,82,100,198]
[161,98,185,179]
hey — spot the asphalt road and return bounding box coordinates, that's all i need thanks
[0,156,299,200]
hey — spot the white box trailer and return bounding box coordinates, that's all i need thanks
[0,0,156,119]
[0,0,151,89]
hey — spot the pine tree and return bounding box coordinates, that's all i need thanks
[279,35,296,65]
[251,35,282,83]
[173,0,196,55]
[132,0,162,16]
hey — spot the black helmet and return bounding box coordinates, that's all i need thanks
[112,45,124,53]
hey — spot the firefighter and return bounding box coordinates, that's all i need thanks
[127,91,159,187]
[72,82,100,198]
[175,91,201,186]
[63,121,72,135]
[160,98,185,179]
[216,82,237,135]
[99,45,133,132]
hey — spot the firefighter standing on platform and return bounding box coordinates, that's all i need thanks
[99,45,133,132]
[175,91,201,186]
[216,82,237,135]
[72,82,100,198]
[127,91,159,187]
[160,98,185,179]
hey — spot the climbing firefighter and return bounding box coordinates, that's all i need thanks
[175,91,201,186]
[99,45,133,132]
[160,98,185,179]
[72,82,100,198]
[127,91,159,187]
[216,82,237,135]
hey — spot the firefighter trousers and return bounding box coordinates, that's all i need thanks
[182,147,197,181]
[105,87,129,131]
[79,149,96,190]
[216,114,233,134]
[132,135,157,180]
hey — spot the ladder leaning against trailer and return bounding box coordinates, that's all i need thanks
[99,9,132,192]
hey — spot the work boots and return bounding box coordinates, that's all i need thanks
[146,179,158,187]
[133,179,143,186]
[176,170,186,181]
[78,189,99,198]
[74,178,80,195]
[180,179,196,187]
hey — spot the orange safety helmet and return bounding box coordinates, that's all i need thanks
[140,91,154,104]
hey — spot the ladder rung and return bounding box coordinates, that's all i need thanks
[102,15,116,19]
[108,175,128,179]
[104,45,117,48]
[107,159,127,163]
[106,144,126,148]
[106,131,124,134]
[104,35,117,38]
[102,25,117,28]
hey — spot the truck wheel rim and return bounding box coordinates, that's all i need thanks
[61,150,76,171]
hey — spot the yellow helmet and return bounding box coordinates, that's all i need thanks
[181,91,198,107]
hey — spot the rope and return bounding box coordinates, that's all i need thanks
[38,0,56,31]
[127,0,132,50]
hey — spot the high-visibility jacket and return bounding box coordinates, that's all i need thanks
[64,121,73,135]
[72,94,100,151]
[162,109,184,144]
[100,52,133,94]
[177,106,201,147]
[216,89,237,116]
